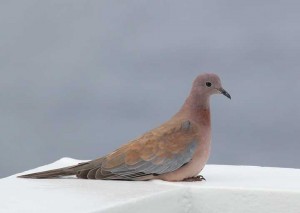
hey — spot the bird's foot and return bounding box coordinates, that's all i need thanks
[182,175,206,182]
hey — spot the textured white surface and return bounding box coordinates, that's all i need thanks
[1,158,300,213]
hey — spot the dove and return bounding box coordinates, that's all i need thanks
[18,73,231,182]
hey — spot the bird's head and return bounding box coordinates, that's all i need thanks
[192,73,231,99]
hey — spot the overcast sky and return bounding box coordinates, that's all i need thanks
[1,0,300,177]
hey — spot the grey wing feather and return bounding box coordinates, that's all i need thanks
[103,140,197,180]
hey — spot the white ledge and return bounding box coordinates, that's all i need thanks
[1,158,300,213]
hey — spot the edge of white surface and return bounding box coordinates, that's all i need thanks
[1,158,300,213]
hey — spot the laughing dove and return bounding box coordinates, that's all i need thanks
[19,73,231,181]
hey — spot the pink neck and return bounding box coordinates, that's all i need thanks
[175,92,211,126]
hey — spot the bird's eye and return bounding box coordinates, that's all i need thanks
[206,82,212,87]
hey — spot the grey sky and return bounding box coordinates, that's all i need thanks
[1,0,300,177]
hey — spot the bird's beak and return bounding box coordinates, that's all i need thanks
[218,88,231,99]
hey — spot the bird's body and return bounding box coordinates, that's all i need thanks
[19,73,230,181]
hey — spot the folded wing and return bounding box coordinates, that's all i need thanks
[77,120,200,180]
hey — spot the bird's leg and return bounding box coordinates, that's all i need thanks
[182,175,206,182]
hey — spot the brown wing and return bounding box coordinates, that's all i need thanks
[76,120,199,180]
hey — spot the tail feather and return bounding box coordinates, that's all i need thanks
[18,166,75,179]
[18,158,104,179]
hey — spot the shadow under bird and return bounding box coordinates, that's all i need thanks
[19,73,231,182]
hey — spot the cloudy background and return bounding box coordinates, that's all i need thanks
[1,0,299,178]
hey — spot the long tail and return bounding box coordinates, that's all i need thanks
[18,166,76,179]
[18,158,104,179]
[17,160,94,179]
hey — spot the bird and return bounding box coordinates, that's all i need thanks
[18,73,231,182]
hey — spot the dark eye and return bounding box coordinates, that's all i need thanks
[206,82,212,87]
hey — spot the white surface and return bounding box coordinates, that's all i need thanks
[1,158,300,213]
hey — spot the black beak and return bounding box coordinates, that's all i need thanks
[219,88,231,99]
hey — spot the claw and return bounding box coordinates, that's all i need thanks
[182,175,206,182]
